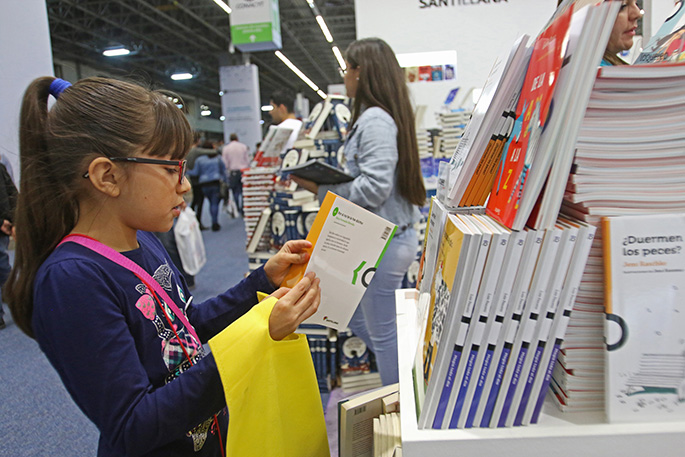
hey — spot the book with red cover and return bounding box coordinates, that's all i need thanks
[486,6,573,228]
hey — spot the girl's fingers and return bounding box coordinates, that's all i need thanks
[270,287,290,299]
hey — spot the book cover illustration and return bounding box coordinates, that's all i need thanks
[603,213,685,423]
[432,65,444,81]
[406,67,419,83]
[486,6,573,228]
[444,64,456,80]
[635,0,685,64]
[419,66,433,82]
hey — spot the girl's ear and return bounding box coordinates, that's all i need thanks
[85,158,122,198]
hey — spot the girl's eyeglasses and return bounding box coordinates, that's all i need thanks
[85,157,187,184]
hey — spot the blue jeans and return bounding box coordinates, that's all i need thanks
[0,235,10,318]
[347,228,418,385]
[201,183,221,226]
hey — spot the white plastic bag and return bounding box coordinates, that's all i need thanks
[173,206,206,276]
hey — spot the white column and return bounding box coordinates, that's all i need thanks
[0,0,54,182]
[220,64,262,153]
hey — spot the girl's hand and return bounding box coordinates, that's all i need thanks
[290,176,319,194]
[268,272,321,340]
[264,240,313,287]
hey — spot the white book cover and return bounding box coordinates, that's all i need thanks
[476,229,545,427]
[450,215,511,428]
[416,215,477,429]
[525,218,597,424]
[465,227,527,427]
[282,192,396,331]
[447,34,530,205]
[489,226,563,427]
[603,213,685,423]
[438,215,491,428]
[509,221,578,426]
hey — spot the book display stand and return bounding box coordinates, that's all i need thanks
[394,289,685,457]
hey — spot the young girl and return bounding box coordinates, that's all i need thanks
[6,76,321,457]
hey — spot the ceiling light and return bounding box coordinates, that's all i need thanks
[103,47,130,57]
[261,105,274,111]
[306,0,315,8]
[213,0,232,14]
[201,110,211,116]
[219,115,226,121]
[332,46,346,71]
[171,73,193,81]
[316,90,327,99]
[219,90,224,96]
[315,15,334,43]
[274,51,322,95]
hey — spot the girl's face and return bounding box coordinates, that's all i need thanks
[344,60,360,98]
[607,0,643,55]
[116,152,190,234]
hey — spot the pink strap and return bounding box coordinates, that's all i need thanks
[59,234,201,343]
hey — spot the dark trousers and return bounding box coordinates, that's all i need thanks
[190,177,205,225]
[228,170,243,214]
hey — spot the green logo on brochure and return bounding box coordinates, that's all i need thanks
[333,207,339,216]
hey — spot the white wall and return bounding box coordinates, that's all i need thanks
[355,0,555,128]
[0,0,54,181]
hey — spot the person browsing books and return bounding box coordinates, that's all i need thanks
[6,76,321,457]
[221,133,250,216]
[269,90,302,150]
[292,38,426,386]
[601,0,643,65]
[187,146,227,231]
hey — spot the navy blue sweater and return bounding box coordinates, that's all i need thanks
[32,231,274,456]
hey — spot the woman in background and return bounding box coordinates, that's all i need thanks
[602,0,643,65]
[293,38,425,385]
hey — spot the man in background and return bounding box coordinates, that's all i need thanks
[269,90,303,149]
[222,133,250,216]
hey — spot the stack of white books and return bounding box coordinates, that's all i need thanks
[555,62,685,413]
[436,110,469,160]
[242,167,278,254]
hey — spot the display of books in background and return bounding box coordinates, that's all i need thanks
[338,329,383,393]
[413,208,595,429]
[243,167,277,254]
[436,110,469,160]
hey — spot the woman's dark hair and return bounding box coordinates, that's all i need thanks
[6,76,193,338]
[345,38,426,206]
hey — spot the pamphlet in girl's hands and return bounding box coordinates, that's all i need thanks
[282,191,397,330]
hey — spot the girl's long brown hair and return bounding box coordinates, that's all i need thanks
[6,76,192,338]
[346,38,426,207]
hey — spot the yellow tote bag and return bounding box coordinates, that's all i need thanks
[209,296,330,457]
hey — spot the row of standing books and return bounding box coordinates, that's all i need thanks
[414,197,595,429]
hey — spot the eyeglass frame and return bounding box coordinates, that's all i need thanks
[82,157,187,184]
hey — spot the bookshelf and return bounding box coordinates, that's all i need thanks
[395,288,685,457]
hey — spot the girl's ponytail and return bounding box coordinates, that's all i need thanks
[5,77,59,338]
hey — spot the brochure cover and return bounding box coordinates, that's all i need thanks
[282,192,397,330]
[603,213,685,423]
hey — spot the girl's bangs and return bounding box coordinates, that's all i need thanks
[143,91,193,160]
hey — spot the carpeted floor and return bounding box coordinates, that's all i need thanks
[0,206,340,456]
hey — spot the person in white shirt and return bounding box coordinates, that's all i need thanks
[221,133,250,215]
[269,90,302,150]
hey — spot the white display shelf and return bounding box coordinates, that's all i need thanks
[395,289,685,457]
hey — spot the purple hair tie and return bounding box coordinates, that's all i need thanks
[49,78,72,99]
